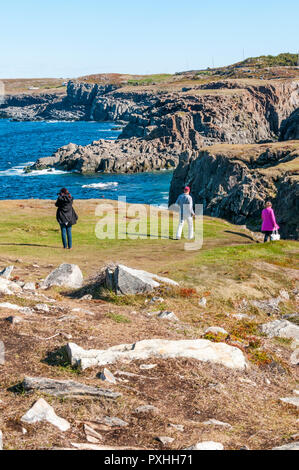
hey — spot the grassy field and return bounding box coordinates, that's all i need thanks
[0,199,298,450]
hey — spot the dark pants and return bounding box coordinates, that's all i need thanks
[60,224,72,248]
[263,231,272,243]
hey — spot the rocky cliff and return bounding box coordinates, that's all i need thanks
[169,141,299,239]
[30,79,299,175]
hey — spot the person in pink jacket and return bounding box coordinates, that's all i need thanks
[261,201,279,242]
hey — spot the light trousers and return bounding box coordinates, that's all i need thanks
[176,217,194,240]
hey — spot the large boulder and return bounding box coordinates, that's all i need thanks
[65,338,248,371]
[105,264,178,295]
[42,263,83,289]
[260,320,299,341]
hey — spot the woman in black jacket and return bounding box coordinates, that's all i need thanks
[55,188,78,249]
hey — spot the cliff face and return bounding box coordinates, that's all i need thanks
[279,108,299,140]
[169,141,299,239]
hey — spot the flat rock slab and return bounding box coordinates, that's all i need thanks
[21,398,70,432]
[272,442,299,450]
[42,263,83,289]
[22,376,121,399]
[105,264,178,295]
[279,397,299,408]
[260,320,299,341]
[184,441,224,450]
[66,338,247,371]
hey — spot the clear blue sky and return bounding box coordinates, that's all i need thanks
[0,0,298,78]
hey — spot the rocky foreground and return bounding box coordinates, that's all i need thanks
[0,253,298,450]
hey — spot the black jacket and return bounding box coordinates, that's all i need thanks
[55,194,78,226]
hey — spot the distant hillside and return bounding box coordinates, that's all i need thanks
[234,53,298,68]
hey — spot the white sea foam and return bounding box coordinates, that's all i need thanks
[0,165,68,177]
[82,182,119,189]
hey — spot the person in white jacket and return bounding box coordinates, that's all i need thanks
[175,186,195,240]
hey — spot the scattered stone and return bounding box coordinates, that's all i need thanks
[79,294,93,301]
[279,289,290,301]
[290,349,299,365]
[97,416,128,427]
[0,302,22,311]
[252,297,281,314]
[231,313,253,320]
[238,377,257,386]
[202,418,232,428]
[21,398,70,432]
[149,297,164,304]
[42,263,83,289]
[135,405,159,414]
[272,442,299,450]
[84,424,102,443]
[184,441,224,450]
[34,304,50,312]
[66,338,248,371]
[204,326,228,335]
[168,423,184,432]
[21,376,121,399]
[0,341,4,365]
[32,264,40,268]
[198,297,207,307]
[104,264,178,295]
[293,390,299,396]
[156,436,174,445]
[23,282,36,291]
[70,443,142,450]
[279,397,299,408]
[157,311,179,321]
[0,430,2,450]
[260,320,299,341]
[139,364,157,370]
[72,307,94,316]
[5,315,24,325]
[98,368,117,384]
[0,278,22,295]
[0,265,14,279]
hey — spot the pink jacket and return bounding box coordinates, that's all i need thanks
[261,207,279,231]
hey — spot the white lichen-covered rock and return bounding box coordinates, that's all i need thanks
[0,265,14,279]
[204,327,228,335]
[279,397,299,408]
[260,320,299,341]
[272,442,299,450]
[105,264,178,295]
[0,278,22,295]
[42,264,83,289]
[290,349,299,365]
[66,338,248,371]
[184,441,224,450]
[21,398,70,431]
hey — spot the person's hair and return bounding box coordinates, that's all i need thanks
[265,201,272,208]
[59,187,71,197]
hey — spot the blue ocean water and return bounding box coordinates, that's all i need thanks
[0,119,172,206]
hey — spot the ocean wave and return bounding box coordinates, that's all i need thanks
[0,165,68,177]
[82,182,119,189]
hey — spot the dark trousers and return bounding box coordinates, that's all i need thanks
[263,231,272,243]
[60,224,72,249]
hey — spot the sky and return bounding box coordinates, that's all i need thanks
[0,0,298,78]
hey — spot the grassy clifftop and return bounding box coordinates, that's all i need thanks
[0,199,298,450]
